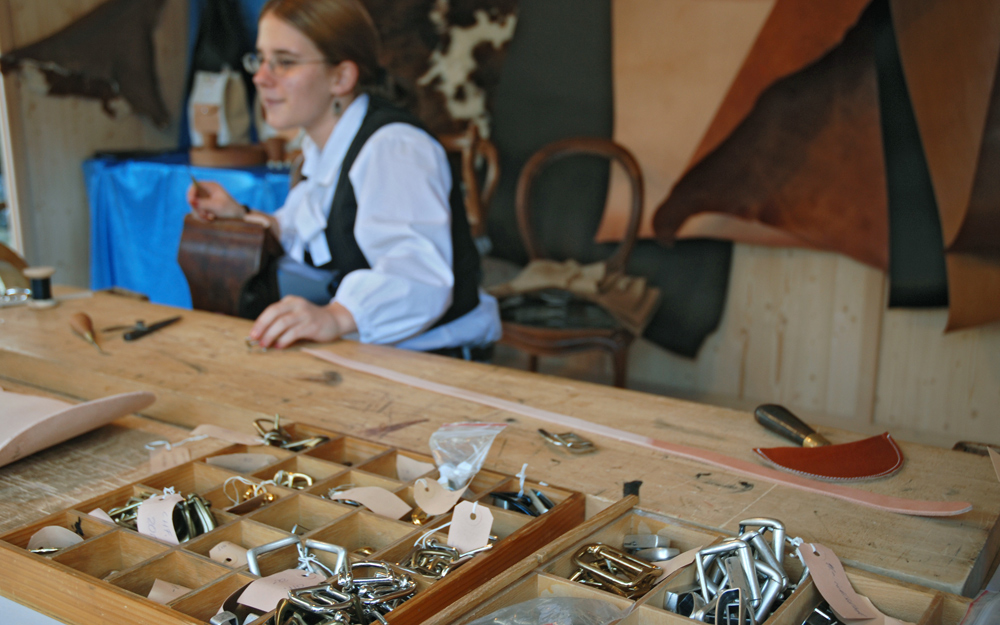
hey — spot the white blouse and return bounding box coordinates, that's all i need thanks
[272,94,500,349]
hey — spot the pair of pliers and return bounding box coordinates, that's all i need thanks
[102,316,182,341]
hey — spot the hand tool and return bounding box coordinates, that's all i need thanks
[69,312,108,355]
[106,316,182,341]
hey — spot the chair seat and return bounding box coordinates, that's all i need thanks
[498,289,619,330]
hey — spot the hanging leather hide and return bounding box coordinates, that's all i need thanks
[0,0,169,128]
[651,4,889,270]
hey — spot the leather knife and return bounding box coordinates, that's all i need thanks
[123,316,182,341]
[754,404,832,447]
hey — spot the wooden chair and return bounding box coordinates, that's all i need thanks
[177,214,282,316]
[438,123,500,239]
[499,138,644,388]
[0,241,28,291]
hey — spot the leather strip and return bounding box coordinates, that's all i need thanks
[303,349,971,517]
[754,432,905,482]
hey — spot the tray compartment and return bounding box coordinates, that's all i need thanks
[182,519,292,567]
[141,461,238,494]
[252,454,348,487]
[52,529,169,579]
[169,572,257,621]
[357,449,438,481]
[0,509,115,550]
[109,550,230,602]
[308,510,419,556]
[305,435,391,467]
[246,492,354,534]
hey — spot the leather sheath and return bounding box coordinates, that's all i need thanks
[754,432,904,482]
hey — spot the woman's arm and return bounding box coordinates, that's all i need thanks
[187,180,281,235]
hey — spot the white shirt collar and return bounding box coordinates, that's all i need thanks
[300,93,370,187]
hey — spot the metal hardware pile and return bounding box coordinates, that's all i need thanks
[568,543,663,599]
[256,415,329,451]
[397,535,493,580]
[107,491,216,541]
[664,518,805,624]
[491,489,554,516]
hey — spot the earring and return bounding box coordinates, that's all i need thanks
[333,98,343,116]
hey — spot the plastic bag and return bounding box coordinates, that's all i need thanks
[960,591,1000,625]
[465,597,624,625]
[429,422,506,490]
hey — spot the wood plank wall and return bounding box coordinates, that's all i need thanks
[626,244,1000,448]
[1,0,188,285]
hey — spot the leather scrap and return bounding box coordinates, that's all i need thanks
[488,259,662,336]
[0,0,169,127]
[653,3,889,270]
[754,432,904,482]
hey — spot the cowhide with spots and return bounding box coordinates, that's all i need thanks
[363,0,518,137]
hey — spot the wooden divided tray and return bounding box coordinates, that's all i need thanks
[0,422,589,625]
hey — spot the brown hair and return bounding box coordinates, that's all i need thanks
[260,0,381,89]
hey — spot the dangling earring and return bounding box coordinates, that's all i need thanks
[332,98,343,116]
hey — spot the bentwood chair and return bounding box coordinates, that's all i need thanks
[498,138,644,388]
[438,122,500,241]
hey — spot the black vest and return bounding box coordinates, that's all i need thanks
[320,98,481,328]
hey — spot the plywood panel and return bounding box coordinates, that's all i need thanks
[6,0,188,286]
[628,244,884,425]
[874,308,1000,445]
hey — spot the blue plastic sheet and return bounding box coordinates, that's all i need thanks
[84,153,289,308]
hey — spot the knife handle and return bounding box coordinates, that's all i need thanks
[754,404,831,447]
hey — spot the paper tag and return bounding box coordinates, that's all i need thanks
[137,493,184,545]
[652,545,702,577]
[147,578,191,604]
[206,453,276,472]
[151,446,191,472]
[414,477,465,515]
[397,455,435,482]
[988,448,1000,484]
[27,526,84,551]
[447,501,494,553]
[798,542,876,620]
[191,424,264,446]
[328,486,411,519]
[89,508,115,523]
[238,568,326,613]
[210,540,249,568]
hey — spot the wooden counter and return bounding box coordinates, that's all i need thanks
[1,291,998,597]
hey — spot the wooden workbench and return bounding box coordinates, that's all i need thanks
[1,291,998,598]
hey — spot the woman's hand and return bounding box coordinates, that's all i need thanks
[249,297,358,349]
[187,180,244,221]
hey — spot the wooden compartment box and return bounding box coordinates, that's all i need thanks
[0,422,593,625]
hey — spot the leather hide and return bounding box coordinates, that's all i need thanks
[363,0,518,137]
[0,0,170,128]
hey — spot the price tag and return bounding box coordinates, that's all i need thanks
[237,569,325,613]
[798,542,876,620]
[397,455,435,482]
[27,526,84,551]
[328,486,411,519]
[413,477,465,515]
[210,540,249,568]
[206,453,276,472]
[447,501,493,553]
[137,492,184,545]
[191,424,263,446]
[147,578,191,604]
[150,446,191,472]
[652,545,702,577]
[89,508,115,523]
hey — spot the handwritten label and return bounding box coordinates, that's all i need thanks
[397,455,435,482]
[210,540,249,568]
[147,578,191,604]
[413,478,465,515]
[329,486,412,519]
[206,453,276,472]
[137,493,184,545]
[237,569,325,613]
[798,542,876,620]
[447,501,494,553]
[150,446,191,472]
[27,526,84,551]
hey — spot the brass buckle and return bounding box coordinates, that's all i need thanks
[538,429,597,454]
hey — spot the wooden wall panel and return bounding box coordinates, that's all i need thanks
[5,0,188,286]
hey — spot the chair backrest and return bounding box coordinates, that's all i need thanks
[515,138,644,275]
[438,123,500,239]
[0,241,27,272]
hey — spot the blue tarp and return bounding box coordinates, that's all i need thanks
[85,153,289,308]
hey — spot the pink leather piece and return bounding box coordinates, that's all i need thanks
[303,349,972,517]
[0,388,156,468]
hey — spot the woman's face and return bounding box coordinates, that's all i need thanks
[254,13,339,140]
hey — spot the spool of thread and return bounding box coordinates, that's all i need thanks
[22,266,57,309]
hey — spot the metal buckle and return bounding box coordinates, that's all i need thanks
[538,429,597,454]
[569,543,662,598]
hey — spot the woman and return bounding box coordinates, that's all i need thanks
[188,0,500,355]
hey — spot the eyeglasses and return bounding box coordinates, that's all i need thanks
[242,52,327,76]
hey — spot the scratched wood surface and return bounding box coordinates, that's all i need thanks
[0,292,998,596]
[0,378,230,533]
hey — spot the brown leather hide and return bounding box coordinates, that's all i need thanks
[0,0,169,128]
[363,0,518,137]
[652,9,889,270]
[177,215,282,316]
[890,0,1000,330]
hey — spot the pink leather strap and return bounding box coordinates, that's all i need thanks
[303,349,972,517]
